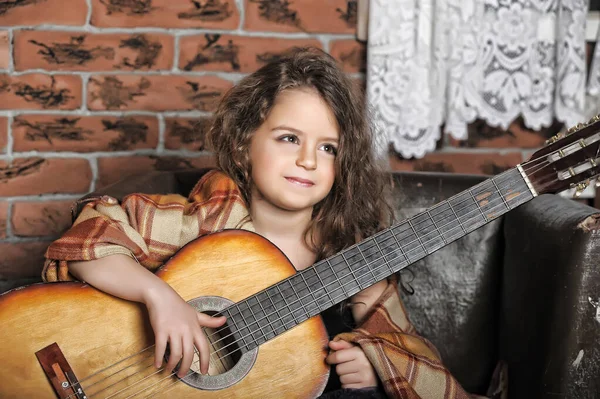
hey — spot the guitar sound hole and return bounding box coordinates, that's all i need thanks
[179,295,258,390]
[191,314,242,376]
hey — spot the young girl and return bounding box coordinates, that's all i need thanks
[43,48,471,398]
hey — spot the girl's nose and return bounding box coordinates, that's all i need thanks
[296,145,317,170]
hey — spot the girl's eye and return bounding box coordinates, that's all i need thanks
[322,144,338,156]
[280,135,299,144]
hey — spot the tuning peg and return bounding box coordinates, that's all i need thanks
[595,178,600,188]
[545,133,564,145]
[572,181,589,198]
[589,114,600,124]
[566,122,588,136]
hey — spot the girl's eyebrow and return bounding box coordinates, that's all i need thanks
[272,124,339,143]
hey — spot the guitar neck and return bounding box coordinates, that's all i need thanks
[221,167,536,351]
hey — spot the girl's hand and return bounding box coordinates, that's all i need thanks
[326,340,379,389]
[143,286,226,378]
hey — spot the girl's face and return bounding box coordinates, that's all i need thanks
[249,88,339,214]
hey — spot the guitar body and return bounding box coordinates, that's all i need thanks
[0,230,330,398]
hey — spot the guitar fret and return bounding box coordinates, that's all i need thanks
[253,295,275,341]
[429,201,462,242]
[494,169,533,209]
[262,290,286,336]
[386,230,409,266]
[246,296,267,342]
[274,284,296,330]
[239,300,265,347]
[228,303,252,349]
[372,237,398,277]
[288,275,309,321]
[426,209,447,245]
[491,177,510,210]
[470,189,489,223]
[297,271,319,317]
[356,244,377,286]
[407,218,427,255]
[324,259,349,302]
[393,222,426,262]
[307,266,335,310]
[341,249,371,290]
[446,199,467,235]
[281,279,306,324]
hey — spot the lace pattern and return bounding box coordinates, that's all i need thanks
[367,0,591,159]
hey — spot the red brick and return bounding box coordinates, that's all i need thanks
[12,115,159,152]
[0,74,82,110]
[0,116,7,153]
[87,75,232,111]
[0,242,51,279]
[14,31,174,72]
[0,202,7,239]
[0,158,92,196]
[450,119,563,149]
[330,39,365,73]
[179,34,322,72]
[12,200,72,237]
[165,117,211,151]
[91,0,239,29]
[97,155,216,188]
[0,0,87,26]
[0,31,9,69]
[390,152,522,176]
[244,0,356,33]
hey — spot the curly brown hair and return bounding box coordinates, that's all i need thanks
[206,47,393,260]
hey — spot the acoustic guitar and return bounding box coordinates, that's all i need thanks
[1,117,599,398]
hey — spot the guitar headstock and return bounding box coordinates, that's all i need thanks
[523,115,600,197]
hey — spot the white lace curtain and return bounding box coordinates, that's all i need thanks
[367,0,595,159]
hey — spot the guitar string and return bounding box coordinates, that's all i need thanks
[177,157,561,351]
[71,159,560,398]
[71,154,554,392]
[71,154,592,398]
[68,166,532,396]
[78,184,539,399]
[98,183,562,399]
[136,148,600,397]
[83,357,156,398]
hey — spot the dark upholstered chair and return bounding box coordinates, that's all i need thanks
[3,169,599,398]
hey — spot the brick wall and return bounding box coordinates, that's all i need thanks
[0,0,567,282]
[0,0,369,282]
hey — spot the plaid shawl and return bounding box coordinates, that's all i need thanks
[43,170,477,398]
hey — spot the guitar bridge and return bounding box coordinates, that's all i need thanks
[35,343,87,399]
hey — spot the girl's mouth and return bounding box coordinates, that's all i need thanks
[285,177,314,187]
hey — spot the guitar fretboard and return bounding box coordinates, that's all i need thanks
[221,168,534,353]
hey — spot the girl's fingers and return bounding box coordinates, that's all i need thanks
[154,333,167,368]
[198,313,227,328]
[195,328,211,374]
[339,372,362,385]
[328,340,354,351]
[326,347,356,365]
[335,360,360,376]
[178,336,195,378]
[165,336,182,374]
[193,330,211,375]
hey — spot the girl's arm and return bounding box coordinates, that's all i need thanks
[69,254,225,377]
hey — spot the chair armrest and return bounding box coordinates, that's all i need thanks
[500,194,600,398]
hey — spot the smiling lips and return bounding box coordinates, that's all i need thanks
[285,177,314,187]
